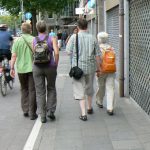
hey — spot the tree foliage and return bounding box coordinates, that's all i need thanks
[0,0,75,15]
[0,0,76,35]
[0,15,20,28]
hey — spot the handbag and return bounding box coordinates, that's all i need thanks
[69,33,83,80]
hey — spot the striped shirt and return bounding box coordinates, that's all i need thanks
[66,30,101,74]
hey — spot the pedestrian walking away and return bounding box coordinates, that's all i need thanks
[10,23,37,120]
[96,32,116,115]
[48,26,56,37]
[57,30,62,50]
[61,30,68,49]
[66,19,100,121]
[65,27,78,45]
[32,20,59,123]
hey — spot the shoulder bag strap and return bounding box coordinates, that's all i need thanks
[76,33,79,67]
[22,36,33,53]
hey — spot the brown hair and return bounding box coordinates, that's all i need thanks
[77,19,88,30]
[73,27,78,32]
[21,23,32,34]
[36,20,46,33]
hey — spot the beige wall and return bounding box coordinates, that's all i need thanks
[105,0,119,11]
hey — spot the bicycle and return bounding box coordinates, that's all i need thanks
[0,56,14,96]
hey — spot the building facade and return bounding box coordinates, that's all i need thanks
[78,0,97,36]
[45,0,79,33]
[104,0,150,115]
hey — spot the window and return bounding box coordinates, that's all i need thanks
[48,12,53,18]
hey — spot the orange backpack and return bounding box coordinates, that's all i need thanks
[100,46,116,73]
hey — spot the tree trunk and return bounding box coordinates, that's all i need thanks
[31,10,38,36]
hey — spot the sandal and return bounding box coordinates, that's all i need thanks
[107,110,114,116]
[87,108,93,114]
[96,101,103,108]
[79,115,87,121]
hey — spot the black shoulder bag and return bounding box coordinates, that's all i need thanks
[69,33,83,80]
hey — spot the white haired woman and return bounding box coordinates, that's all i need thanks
[96,32,116,115]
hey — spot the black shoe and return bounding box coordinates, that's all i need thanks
[107,110,114,116]
[41,117,47,123]
[79,115,87,121]
[96,101,103,108]
[47,112,56,120]
[30,114,38,120]
[23,112,29,117]
[87,108,93,114]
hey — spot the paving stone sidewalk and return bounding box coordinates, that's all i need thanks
[34,51,150,150]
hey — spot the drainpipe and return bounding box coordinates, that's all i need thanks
[119,0,124,97]
[95,0,98,36]
[96,0,105,33]
[104,0,106,32]
[124,0,129,97]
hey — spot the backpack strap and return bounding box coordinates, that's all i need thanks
[35,36,40,43]
[35,35,49,43]
[43,35,48,41]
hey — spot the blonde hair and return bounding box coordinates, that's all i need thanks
[97,32,109,43]
[21,23,32,34]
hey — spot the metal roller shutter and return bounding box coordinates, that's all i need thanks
[106,6,119,80]
[129,0,150,114]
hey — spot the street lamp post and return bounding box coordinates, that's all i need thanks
[19,0,24,21]
[95,0,98,36]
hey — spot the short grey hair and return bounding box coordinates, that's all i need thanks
[97,32,109,43]
[36,20,46,33]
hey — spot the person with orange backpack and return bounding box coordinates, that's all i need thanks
[96,32,116,115]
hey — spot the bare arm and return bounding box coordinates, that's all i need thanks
[66,35,74,55]
[65,35,70,45]
[96,55,100,72]
[32,39,35,52]
[52,37,59,66]
[10,53,17,78]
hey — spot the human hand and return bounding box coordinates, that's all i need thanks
[96,70,103,77]
[10,69,15,78]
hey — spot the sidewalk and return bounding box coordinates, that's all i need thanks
[33,51,150,150]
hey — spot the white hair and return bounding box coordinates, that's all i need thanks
[97,32,109,43]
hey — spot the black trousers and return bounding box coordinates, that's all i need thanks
[18,72,37,117]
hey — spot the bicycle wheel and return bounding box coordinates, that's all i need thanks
[0,74,7,96]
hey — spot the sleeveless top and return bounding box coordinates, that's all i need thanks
[33,34,56,67]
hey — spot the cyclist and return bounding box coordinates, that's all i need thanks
[0,24,13,62]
